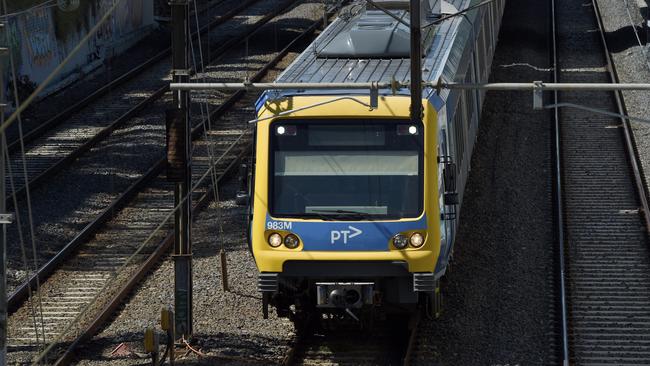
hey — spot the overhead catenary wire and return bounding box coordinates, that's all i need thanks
[189,0,229,290]
[0,0,57,19]
[32,112,245,364]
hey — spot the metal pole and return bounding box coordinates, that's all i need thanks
[170,0,192,340]
[410,0,422,125]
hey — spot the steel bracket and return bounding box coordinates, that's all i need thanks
[533,80,544,110]
[0,213,14,224]
[369,82,379,110]
[172,69,191,77]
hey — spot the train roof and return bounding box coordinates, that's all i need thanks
[269,0,482,102]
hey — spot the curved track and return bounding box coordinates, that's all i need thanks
[552,0,650,364]
[6,5,329,364]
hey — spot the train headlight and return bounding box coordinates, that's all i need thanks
[392,234,408,249]
[268,233,282,247]
[410,232,425,248]
[284,234,300,249]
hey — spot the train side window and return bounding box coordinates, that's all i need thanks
[487,7,494,53]
[491,1,498,45]
[477,29,485,81]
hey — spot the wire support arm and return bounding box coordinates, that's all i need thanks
[170,81,650,92]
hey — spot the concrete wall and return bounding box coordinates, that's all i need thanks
[3,0,155,102]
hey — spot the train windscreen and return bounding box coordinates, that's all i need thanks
[269,119,424,220]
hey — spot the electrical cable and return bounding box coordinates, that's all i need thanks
[422,0,498,29]
[544,101,650,124]
[2,0,48,355]
[0,0,56,19]
[189,0,229,289]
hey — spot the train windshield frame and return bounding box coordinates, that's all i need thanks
[268,119,424,221]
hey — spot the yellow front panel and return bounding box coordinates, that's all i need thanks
[251,95,441,273]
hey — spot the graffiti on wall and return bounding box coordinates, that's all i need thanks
[20,8,56,67]
[3,0,153,99]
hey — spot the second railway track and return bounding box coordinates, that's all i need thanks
[553,0,650,364]
[4,0,300,291]
[6,3,334,364]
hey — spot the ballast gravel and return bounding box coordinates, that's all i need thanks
[411,0,557,364]
[594,0,650,205]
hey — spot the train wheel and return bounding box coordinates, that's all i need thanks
[421,281,443,320]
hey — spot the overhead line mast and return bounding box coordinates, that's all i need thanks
[409,0,422,125]
[169,0,193,340]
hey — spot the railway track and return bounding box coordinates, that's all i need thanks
[5,0,298,294]
[3,0,274,205]
[284,315,414,366]
[552,0,650,364]
[6,5,331,364]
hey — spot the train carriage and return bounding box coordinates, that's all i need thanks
[244,0,505,320]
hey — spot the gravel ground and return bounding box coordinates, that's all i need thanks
[412,0,557,365]
[74,184,295,366]
[595,0,650,202]
[5,0,314,292]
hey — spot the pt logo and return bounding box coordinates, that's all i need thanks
[330,226,362,244]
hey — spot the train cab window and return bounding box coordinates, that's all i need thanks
[269,119,424,220]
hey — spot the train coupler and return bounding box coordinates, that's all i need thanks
[315,282,374,309]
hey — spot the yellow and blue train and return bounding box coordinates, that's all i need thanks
[244,0,504,320]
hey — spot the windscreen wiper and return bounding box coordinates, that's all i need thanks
[310,209,371,220]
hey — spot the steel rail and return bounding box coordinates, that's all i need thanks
[552,0,650,363]
[590,0,650,233]
[549,0,569,363]
[4,0,292,208]
[53,145,250,366]
[5,0,256,154]
[6,159,165,313]
[402,312,420,366]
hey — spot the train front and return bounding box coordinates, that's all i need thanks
[249,94,442,321]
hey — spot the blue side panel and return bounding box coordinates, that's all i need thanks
[255,92,270,114]
[265,215,427,251]
[427,92,445,111]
